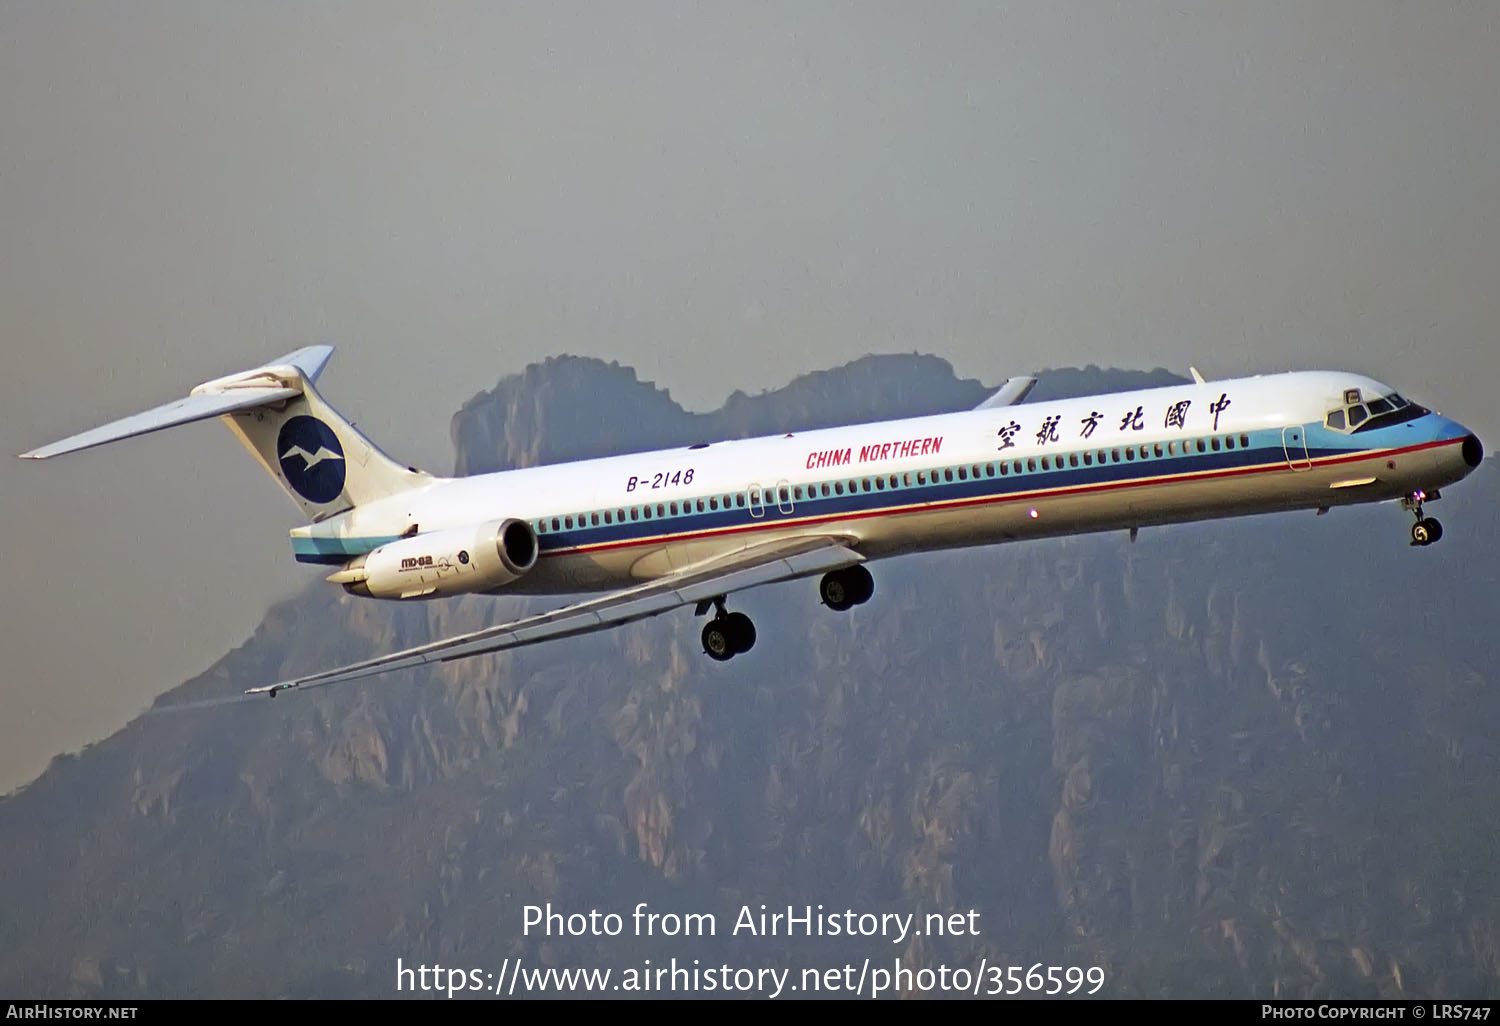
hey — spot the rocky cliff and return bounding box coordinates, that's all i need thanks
[1,355,1495,999]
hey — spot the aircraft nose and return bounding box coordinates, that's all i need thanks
[1462,433,1484,468]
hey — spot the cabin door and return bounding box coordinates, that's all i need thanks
[1281,426,1312,471]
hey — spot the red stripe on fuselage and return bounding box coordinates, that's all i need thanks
[536,436,1461,560]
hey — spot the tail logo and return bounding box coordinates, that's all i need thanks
[277,416,346,504]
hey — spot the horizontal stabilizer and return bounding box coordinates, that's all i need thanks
[973,376,1038,411]
[21,386,298,459]
[19,345,333,460]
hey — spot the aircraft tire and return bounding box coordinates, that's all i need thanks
[846,565,875,605]
[702,618,736,661]
[820,572,855,612]
[724,611,756,653]
[1412,518,1442,546]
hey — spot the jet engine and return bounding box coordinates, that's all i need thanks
[331,518,538,599]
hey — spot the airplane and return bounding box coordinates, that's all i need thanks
[21,347,1484,698]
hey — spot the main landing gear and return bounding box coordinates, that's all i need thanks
[699,597,756,662]
[819,564,875,612]
[696,565,878,662]
[1403,490,1444,547]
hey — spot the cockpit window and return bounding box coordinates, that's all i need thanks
[1324,390,1428,434]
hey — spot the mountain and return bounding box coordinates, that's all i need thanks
[1,355,1496,999]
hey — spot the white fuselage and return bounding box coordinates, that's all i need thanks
[295,370,1481,594]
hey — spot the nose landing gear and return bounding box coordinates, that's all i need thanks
[1403,491,1444,546]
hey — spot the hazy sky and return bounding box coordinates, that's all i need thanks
[2,2,1497,795]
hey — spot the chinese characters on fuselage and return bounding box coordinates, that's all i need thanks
[993,395,1232,453]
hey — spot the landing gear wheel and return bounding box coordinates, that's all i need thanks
[821,566,875,611]
[701,618,735,661]
[724,611,756,654]
[820,571,854,611]
[845,564,875,605]
[1411,517,1443,546]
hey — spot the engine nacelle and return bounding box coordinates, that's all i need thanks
[332,518,539,599]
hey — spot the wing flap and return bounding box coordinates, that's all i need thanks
[248,535,862,697]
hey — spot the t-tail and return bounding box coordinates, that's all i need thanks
[18,346,430,518]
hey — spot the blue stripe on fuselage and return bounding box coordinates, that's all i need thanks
[295,415,1455,566]
[292,534,401,565]
[532,427,1319,555]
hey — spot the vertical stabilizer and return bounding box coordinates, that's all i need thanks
[20,345,432,518]
[205,349,432,518]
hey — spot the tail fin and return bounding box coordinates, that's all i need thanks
[20,346,430,518]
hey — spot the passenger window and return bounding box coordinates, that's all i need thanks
[1240,434,1250,447]
[1167,441,1176,456]
[903,473,913,486]
[999,462,1008,475]
[822,483,831,497]
[1027,459,1036,473]
[875,476,885,490]
[915,472,926,485]
[1348,406,1368,427]
[590,512,599,526]
[1111,449,1120,463]
[1196,439,1207,453]
[1140,445,1150,459]
[695,499,705,513]
[1040,457,1050,471]
[1069,453,1079,468]
[551,518,560,531]
[565,515,574,528]
[1125,448,1134,461]
[657,504,665,517]
[985,464,995,477]
[1154,443,1164,457]
[1224,436,1234,450]
[708,498,717,511]
[1013,460,1023,473]
[959,466,969,479]
[1211,437,1221,451]
[890,475,899,488]
[642,506,651,520]
[835,481,845,495]
[1083,452,1093,466]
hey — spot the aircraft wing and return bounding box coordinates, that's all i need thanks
[247,535,863,697]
